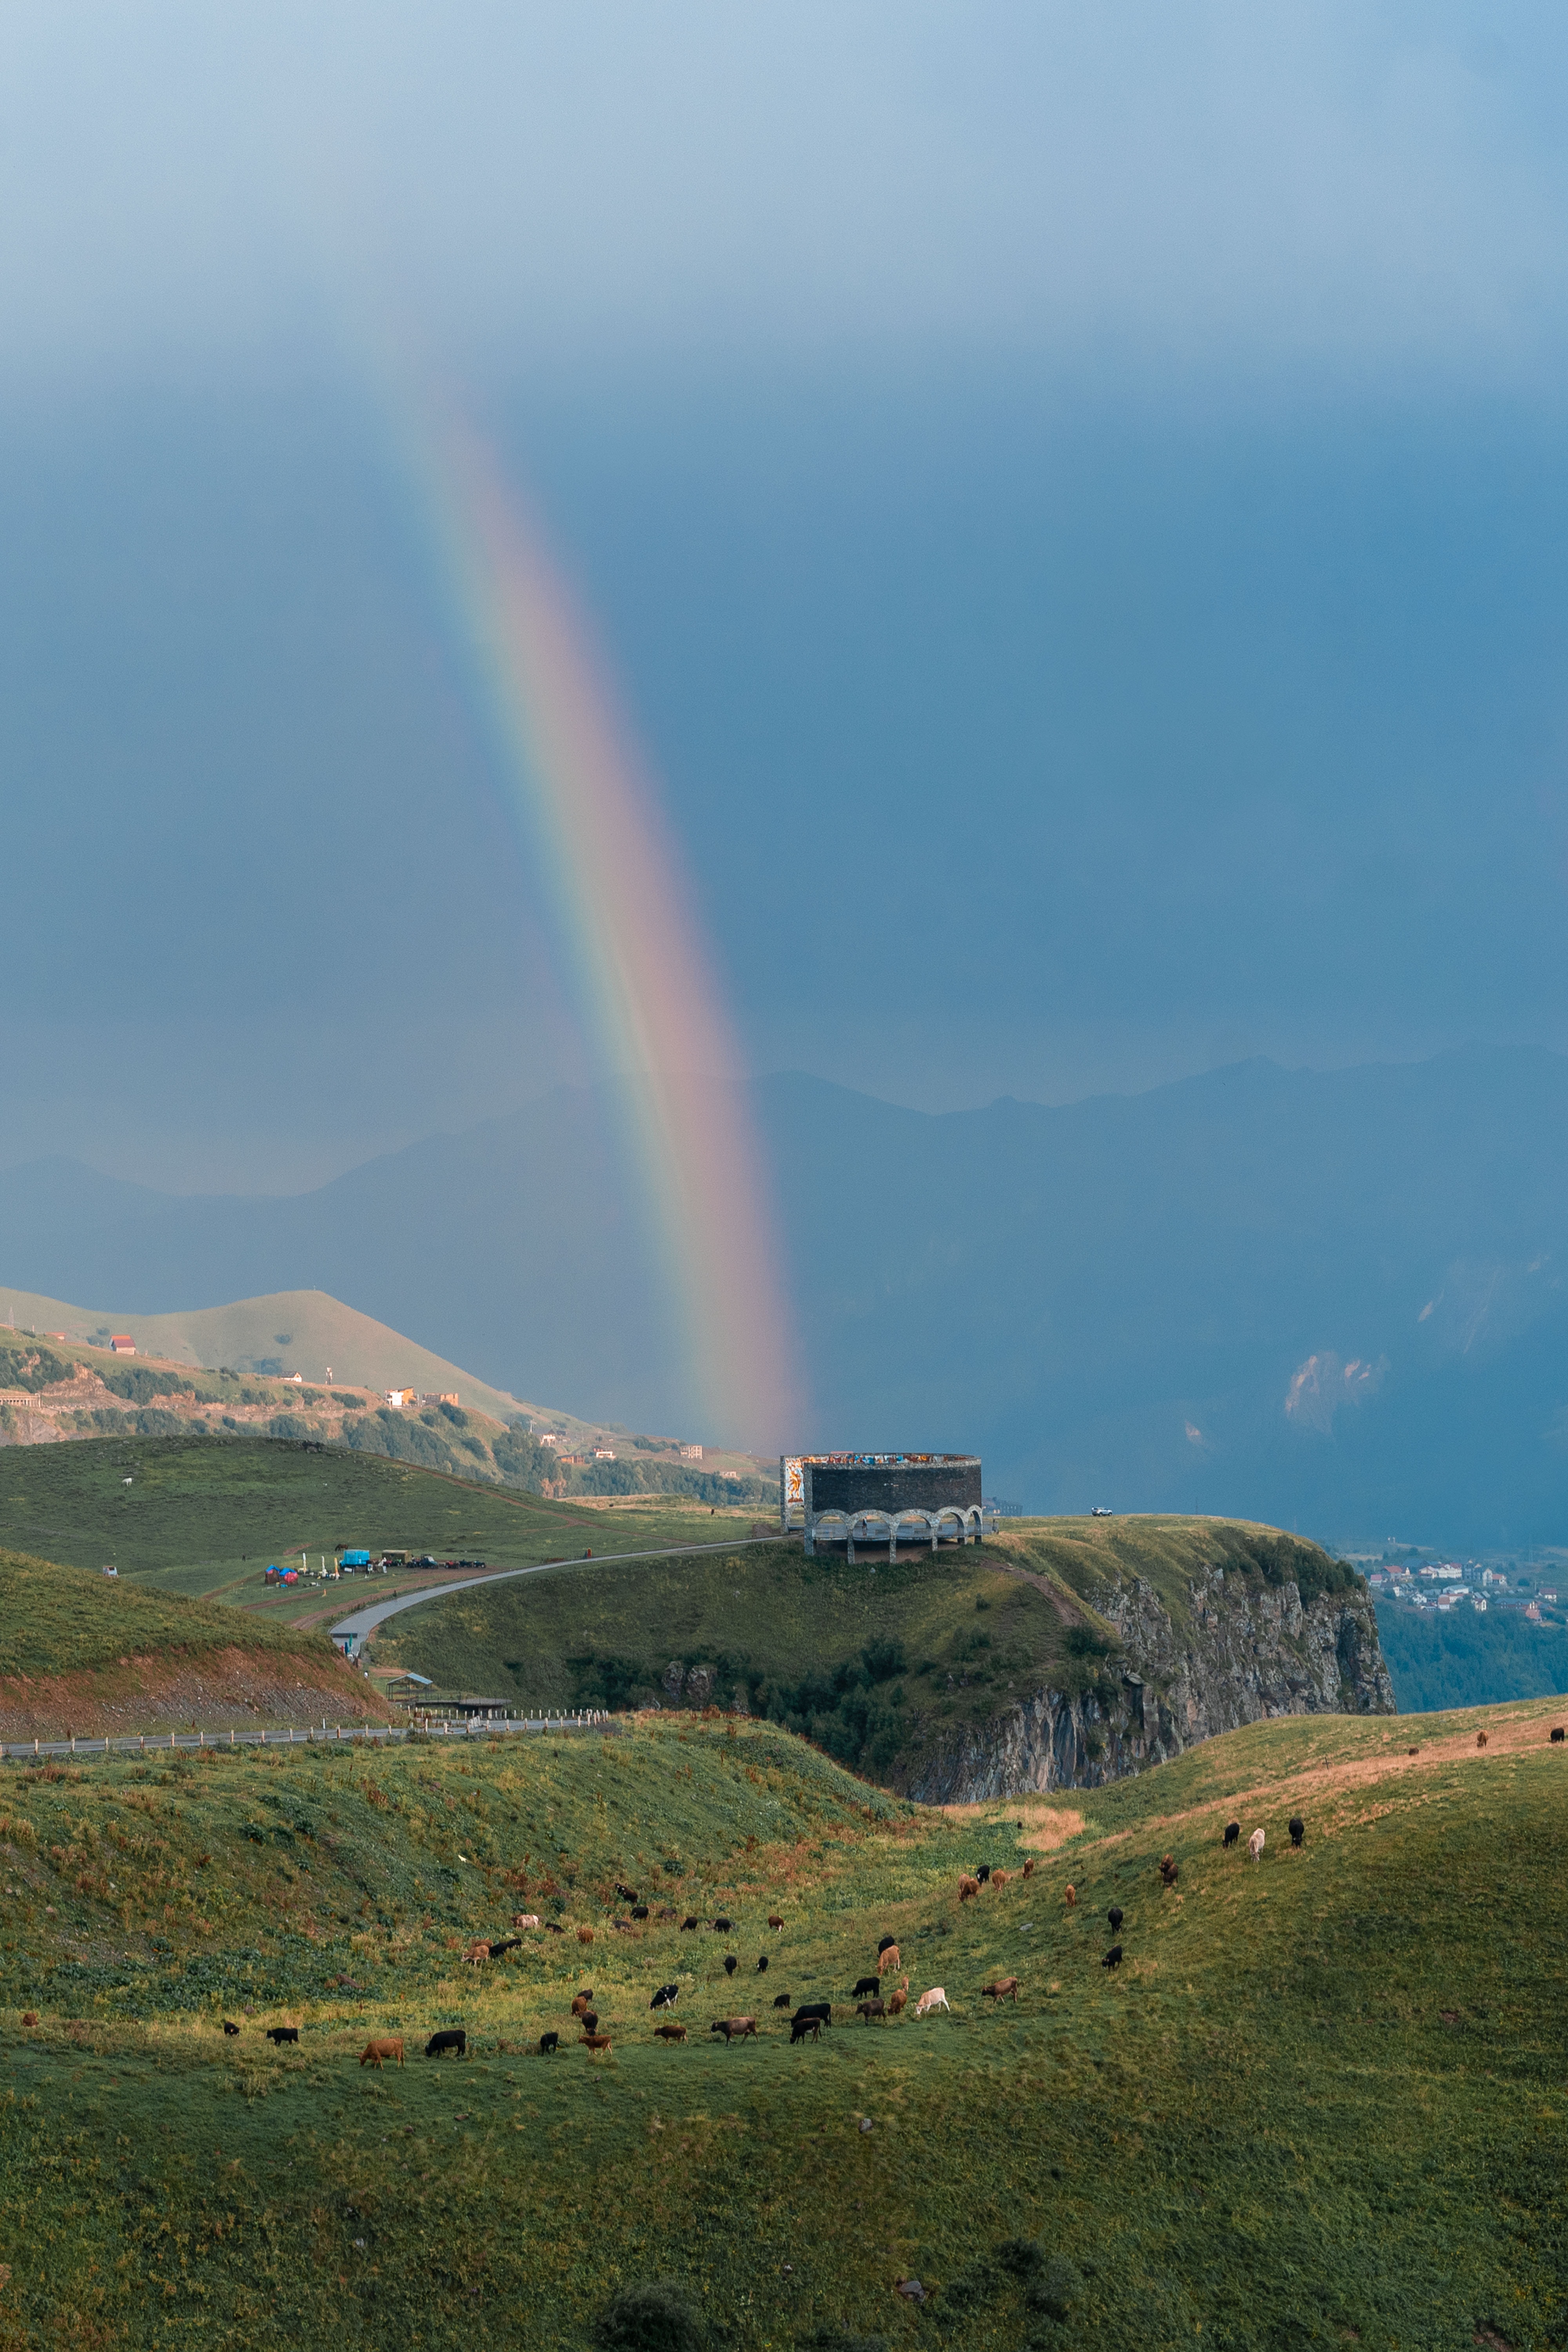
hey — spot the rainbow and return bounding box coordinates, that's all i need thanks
[396,394,801,1452]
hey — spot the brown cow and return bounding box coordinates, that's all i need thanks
[767,1913,784,1930]
[581,2031,612,2053]
[1064,1884,1076,1907]
[571,1992,593,2018]
[1021,1859,1035,1879]
[981,1976,1020,2002]
[710,2016,758,2043]
[990,1869,1011,1891]
[1476,1730,1488,1748]
[359,2038,404,2069]
[887,1977,909,2016]
[877,1942,901,1976]
[958,1875,980,1902]
[653,2022,688,2043]
[465,1941,490,1967]
[577,1925,595,1945]
[854,1997,887,2024]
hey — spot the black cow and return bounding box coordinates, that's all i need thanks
[1288,1817,1305,1849]
[1223,1821,1241,1848]
[650,1983,680,2011]
[1107,1907,1123,1934]
[724,1955,738,1976]
[425,2029,467,2058]
[265,2026,298,2046]
[539,2031,559,2054]
[581,2011,599,2033]
[790,2014,822,2044]
[681,1916,701,1931]
[615,1883,638,1902]
[222,2020,240,2037]
[755,1955,769,1973]
[852,1975,880,1999]
[631,1904,650,1920]
[792,2002,832,2029]
[975,1865,993,1886]
[545,1921,565,1933]
[489,1937,522,1957]
[877,1935,898,1955]
[772,1991,793,2008]
[1102,1945,1123,1971]
[712,1915,732,1933]
[1552,1728,1565,1744]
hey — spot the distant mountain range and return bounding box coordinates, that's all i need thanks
[4,1045,1567,1549]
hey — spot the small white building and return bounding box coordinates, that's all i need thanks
[383,1388,416,1410]
[110,1335,136,1355]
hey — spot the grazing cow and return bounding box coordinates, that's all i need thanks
[656,1906,680,1923]
[790,2013,821,2044]
[265,2027,299,2046]
[615,1883,638,1902]
[1223,1822,1241,1849]
[990,1869,1011,1891]
[580,2011,599,2033]
[650,1984,680,2011]
[631,1904,650,1920]
[20,2013,37,2028]
[681,1916,701,1931]
[1407,1748,1419,1757]
[571,1993,593,2018]
[792,2002,833,2029]
[710,2017,758,2043]
[1552,1728,1566,1744]
[653,2022,687,2043]
[768,1913,784,1931]
[1288,1818,1305,1849]
[1102,1945,1123,1970]
[1107,1906,1123,1934]
[877,1944,901,1977]
[464,1942,490,1967]
[1158,1855,1179,1887]
[489,1937,522,1958]
[581,2032,612,2053]
[877,1935,898,1955]
[756,1955,769,1973]
[772,1991,793,2008]
[1064,1883,1076,1909]
[612,1918,637,1935]
[852,1975,881,1999]
[1475,1732,1488,1749]
[712,1915,733,1933]
[359,2038,404,2069]
[545,1922,565,1934]
[958,1876,980,1903]
[913,1987,949,2018]
[976,1865,993,1886]
[980,1977,1020,2003]
[425,2029,467,2058]
[539,2031,559,2054]
[723,1955,739,1976]
[513,1913,541,1929]
[1247,1829,1265,1863]
[855,1998,887,2024]
[887,1978,909,2016]
[1022,1859,1035,1879]
[222,2020,240,2036]
[577,1926,594,1945]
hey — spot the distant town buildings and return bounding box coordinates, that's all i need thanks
[383,1388,416,1409]
[681,1444,703,1461]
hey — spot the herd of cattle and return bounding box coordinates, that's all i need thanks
[203,1809,1324,2064]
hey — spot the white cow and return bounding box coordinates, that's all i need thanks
[1247,1828,1265,1863]
[913,1986,951,2018]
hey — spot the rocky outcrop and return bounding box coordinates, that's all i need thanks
[905,1567,1395,1804]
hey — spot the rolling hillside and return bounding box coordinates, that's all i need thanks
[0,1547,376,1739]
[0,1699,1562,2346]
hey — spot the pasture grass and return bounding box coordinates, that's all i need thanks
[0,1702,1564,2349]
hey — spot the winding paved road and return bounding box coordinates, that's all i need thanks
[328,1534,789,1655]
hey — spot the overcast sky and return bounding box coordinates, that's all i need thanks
[4,4,1568,1187]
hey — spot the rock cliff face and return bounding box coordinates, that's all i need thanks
[905,1565,1395,1804]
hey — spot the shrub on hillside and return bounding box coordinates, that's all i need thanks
[1216,1531,1361,1608]
[97,1365,195,1405]
[0,1345,72,1392]
[490,1425,555,1492]
[593,2280,707,2352]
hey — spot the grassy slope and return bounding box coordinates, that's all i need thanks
[0,1435,773,1608]
[0,1702,1564,2348]
[0,1549,341,1680]
[377,1515,1356,1782]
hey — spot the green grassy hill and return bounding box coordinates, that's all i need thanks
[0,1699,1563,2347]
[0,1433,775,1606]
[375,1514,1360,1784]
